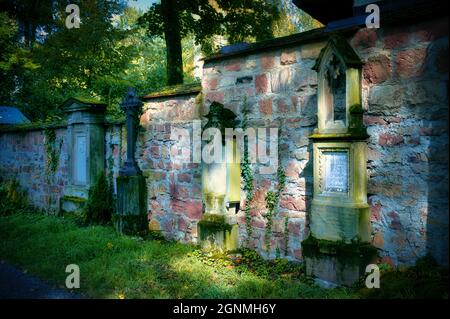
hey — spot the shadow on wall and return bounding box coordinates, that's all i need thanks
[425,36,449,266]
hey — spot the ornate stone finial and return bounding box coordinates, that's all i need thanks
[119,87,143,177]
[120,87,143,114]
[204,102,238,136]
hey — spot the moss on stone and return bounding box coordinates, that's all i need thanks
[198,214,233,232]
[114,175,147,236]
[112,214,148,236]
[0,121,67,133]
[62,195,87,203]
[72,96,106,105]
[302,235,378,264]
[309,130,369,140]
[106,117,125,125]
[142,82,201,100]
[349,103,364,114]
[0,117,123,133]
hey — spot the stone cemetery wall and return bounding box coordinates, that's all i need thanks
[356,18,449,266]
[138,92,203,242]
[0,125,70,211]
[200,16,449,265]
[0,16,447,266]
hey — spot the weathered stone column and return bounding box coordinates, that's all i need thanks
[198,102,239,251]
[114,88,147,235]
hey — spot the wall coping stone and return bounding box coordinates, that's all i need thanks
[142,82,201,100]
[0,121,68,133]
[203,27,328,63]
[61,97,107,113]
[0,118,126,133]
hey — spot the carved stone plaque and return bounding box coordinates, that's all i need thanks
[322,151,348,193]
[74,134,87,185]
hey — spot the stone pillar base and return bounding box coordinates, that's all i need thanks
[59,185,89,214]
[198,214,239,252]
[114,175,147,235]
[311,201,370,243]
[301,235,377,286]
[60,195,87,215]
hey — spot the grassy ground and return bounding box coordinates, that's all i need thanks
[0,213,356,299]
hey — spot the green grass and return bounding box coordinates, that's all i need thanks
[0,213,355,299]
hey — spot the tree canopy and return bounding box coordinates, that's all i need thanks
[0,0,321,121]
[0,1,174,120]
[139,0,280,85]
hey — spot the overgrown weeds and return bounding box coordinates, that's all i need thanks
[0,179,31,215]
[83,173,115,225]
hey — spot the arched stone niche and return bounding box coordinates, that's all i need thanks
[313,35,363,134]
[198,102,240,251]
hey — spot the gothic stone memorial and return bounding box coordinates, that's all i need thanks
[303,36,376,286]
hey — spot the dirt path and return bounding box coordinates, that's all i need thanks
[0,261,85,299]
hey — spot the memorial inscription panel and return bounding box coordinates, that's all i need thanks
[322,150,348,194]
[74,134,87,185]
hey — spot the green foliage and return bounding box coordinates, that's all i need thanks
[185,248,310,282]
[198,214,232,232]
[301,235,378,264]
[138,0,279,84]
[0,179,30,215]
[0,12,18,103]
[1,3,194,121]
[229,248,307,281]
[272,1,323,37]
[0,11,39,104]
[263,191,277,251]
[283,215,289,256]
[139,0,279,55]
[0,0,55,46]
[359,254,449,299]
[15,0,133,120]
[263,130,286,253]
[84,173,115,225]
[44,129,62,176]
[0,213,355,298]
[145,230,166,241]
[240,98,254,246]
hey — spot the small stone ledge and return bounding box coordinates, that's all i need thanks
[0,121,68,133]
[302,235,378,262]
[61,195,87,203]
[141,83,201,100]
[198,214,233,232]
[0,118,126,133]
[203,27,327,63]
[309,129,369,141]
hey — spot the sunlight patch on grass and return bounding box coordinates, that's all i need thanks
[0,213,354,299]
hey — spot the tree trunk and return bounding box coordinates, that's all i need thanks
[161,0,183,85]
